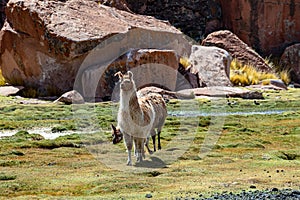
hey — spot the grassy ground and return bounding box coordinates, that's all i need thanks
[0,89,299,199]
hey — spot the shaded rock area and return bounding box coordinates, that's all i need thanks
[126,0,223,41]
[0,0,8,28]
[0,85,23,96]
[84,49,179,101]
[124,0,300,57]
[0,0,189,98]
[280,43,300,84]
[202,30,273,73]
[220,0,300,57]
[189,45,232,87]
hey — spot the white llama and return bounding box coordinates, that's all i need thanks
[114,71,167,165]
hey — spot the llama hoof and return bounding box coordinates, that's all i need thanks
[136,156,143,163]
[127,160,132,166]
[148,150,154,155]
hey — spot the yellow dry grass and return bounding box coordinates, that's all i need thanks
[280,70,291,85]
[0,68,6,86]
[230,59,278,86]
[180,57,191,69]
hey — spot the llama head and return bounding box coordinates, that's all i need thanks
[111,124,123,144]
[115,71,134,91]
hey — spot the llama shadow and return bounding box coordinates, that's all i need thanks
[134,156,167,168]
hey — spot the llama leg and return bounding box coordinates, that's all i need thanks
[124,133,133,166]
[158,131,161,150]
[135,138,144,163]
[152,134,156,152]
[145,137,153,155]
[142,138,146,159]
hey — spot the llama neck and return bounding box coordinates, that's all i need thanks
[120,89,143,118]
[129,92,143,116]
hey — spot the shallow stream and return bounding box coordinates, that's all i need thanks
[0,109,294,140]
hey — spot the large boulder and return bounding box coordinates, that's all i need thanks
[202,30,273,73]
[219,0,300,57]
[0,0,190,98]
[188,45,232,87]
[280,43,300,84]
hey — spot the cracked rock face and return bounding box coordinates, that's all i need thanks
[126,0,223,41]
[0,0,188,97]
[219,0,300,57]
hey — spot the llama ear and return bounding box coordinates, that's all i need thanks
[128,71,133,80]
[111,124,117,132]
[114,71,123,81]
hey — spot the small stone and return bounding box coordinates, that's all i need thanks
[272,188,279,192]
[54,90,84,104]
[145,193,152,198]
[250,185,256,189]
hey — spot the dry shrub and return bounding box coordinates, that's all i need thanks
[230,59,279,86]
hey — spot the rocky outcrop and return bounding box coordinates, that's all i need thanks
[188,45,232,87]
[0,0,189,98]
[280,43,300,84]
[179,86,264,99]
[202,30,273,73]
[125,0,223,41]
[219,0,300,57]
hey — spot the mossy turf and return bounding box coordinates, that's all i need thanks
[0,89,299,199]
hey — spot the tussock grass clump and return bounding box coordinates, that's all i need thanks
[179,57,191,69]
[230,59,278,86]
[20,87,39,98]
[0,173,17,181]
[280,70,291,85]
[0,69,6,86]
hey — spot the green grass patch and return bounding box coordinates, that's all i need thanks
[0,90,299,198]
[0,173,17,181]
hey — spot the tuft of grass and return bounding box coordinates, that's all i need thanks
[0,173,17,181]
[0,69,5,86]
[19,87,39,98]
[230,59,278,86]
[179,57,191,69]
[280,70,291,85]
